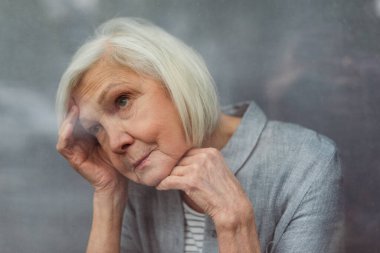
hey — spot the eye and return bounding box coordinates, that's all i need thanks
[88,124,101,136]
[115,95,129,109]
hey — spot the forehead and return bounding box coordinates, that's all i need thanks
[72,58,140,102]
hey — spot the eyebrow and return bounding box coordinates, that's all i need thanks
[97,83,125,105]
[79,83,128,128]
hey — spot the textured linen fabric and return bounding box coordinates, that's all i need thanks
[121,101,344,253]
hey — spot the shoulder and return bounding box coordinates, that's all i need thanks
[255,122,344,253]
[238,119,341,212]
[257,120,339,175]
[264,120,337,158]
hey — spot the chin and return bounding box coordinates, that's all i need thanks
[138,174,167,187]
[135,165,174,187]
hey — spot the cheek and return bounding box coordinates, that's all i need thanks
[97,132,107,146]
[132,119,162,143]
[156,126,191,160]
[127,109,178,142]
[131,113,189,157]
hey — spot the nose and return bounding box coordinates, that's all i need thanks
[104,121,134,154]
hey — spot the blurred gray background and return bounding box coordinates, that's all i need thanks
[0,0,379,252]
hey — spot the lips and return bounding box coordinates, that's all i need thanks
[132,151,152,170]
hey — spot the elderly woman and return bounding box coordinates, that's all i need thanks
[56,18,343,253]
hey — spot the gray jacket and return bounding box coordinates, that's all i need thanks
[121,101,344,253]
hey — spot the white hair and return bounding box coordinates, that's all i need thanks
[56,17,220,146]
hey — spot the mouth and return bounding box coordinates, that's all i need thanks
[132,151,153,171]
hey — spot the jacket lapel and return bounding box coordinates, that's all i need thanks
[153,189,184,253]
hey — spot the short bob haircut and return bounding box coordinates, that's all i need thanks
[56,17,220,147]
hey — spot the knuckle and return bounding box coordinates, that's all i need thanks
[185,185,195,195]
[207,147,219,156]
[70,156,82,168]
[205,148,219,162]
[160,180,168,189]
[188,175,199,188]
[183,183,191,194]
[199,152,208,160]
[191,163,201,171]
[199,150,209,159]
[56,138,69,151]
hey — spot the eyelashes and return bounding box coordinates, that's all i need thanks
[115,94,129,109]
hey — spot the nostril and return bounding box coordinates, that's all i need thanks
[121,144,129,150]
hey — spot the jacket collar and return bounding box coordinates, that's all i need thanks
[221,101,267,174]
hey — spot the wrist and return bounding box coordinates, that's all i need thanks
[94,184,127,198]
[94,187,127,210]
[92,183,128,222]
[213,201,261,253]
[87,191,126,253]
[93,176,127,194]
[213,200,254,232]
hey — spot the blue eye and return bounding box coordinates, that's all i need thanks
[116,95,129,108]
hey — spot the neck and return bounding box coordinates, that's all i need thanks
[203,113,241,150]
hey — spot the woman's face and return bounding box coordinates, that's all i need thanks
[71,57,192,186]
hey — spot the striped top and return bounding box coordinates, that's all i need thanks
[182,201,206,253]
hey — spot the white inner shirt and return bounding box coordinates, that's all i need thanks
[182,201,206,253]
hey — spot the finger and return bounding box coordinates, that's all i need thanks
[170,165,191,176]
[177,153,193,165]
[63,98,77,118]
[57,122,74,150]
[58,105,78,135]
[177,156,203,167]
[68,97,76,109]
[156,175,188,192]
[57,106,78,152]
[66,105,79,126]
